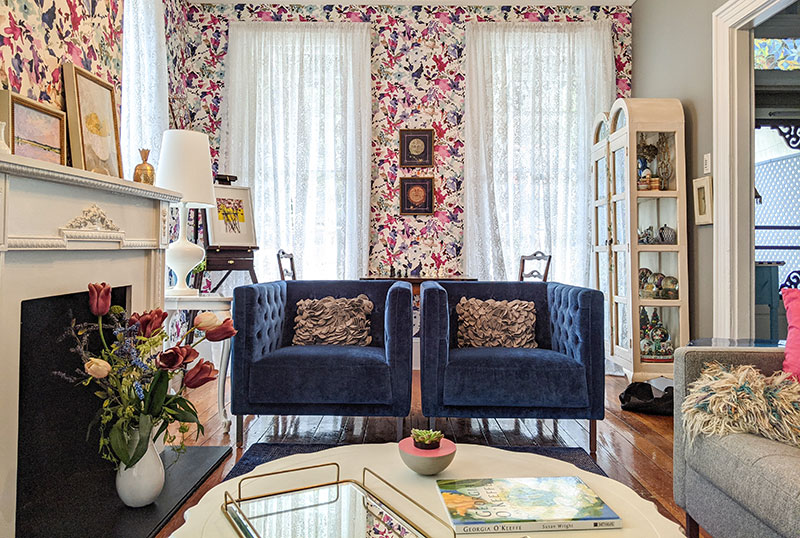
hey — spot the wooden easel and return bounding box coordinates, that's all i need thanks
[190,208,259,292]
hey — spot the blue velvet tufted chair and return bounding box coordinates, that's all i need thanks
[420,281,604,455]
[231,280,413,446]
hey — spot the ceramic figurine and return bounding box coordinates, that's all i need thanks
[658,224,677,244]
[659,340,674,356]
[640,338,654,355]
[638,226,656,245]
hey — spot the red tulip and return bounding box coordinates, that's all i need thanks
[155,345,198,371]
[88,282,112,316]
[129,309,168,338]
[184,359,218,389]
[204,318,237,342]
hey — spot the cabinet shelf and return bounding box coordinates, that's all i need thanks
[592,98,689,383]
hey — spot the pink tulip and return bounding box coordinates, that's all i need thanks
[88,282,111,316]
[184,359,218,389]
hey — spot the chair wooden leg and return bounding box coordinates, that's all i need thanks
[589,420,597,457]
[685,513,699,538]
[396,417,404,441]
[236,415,244,448]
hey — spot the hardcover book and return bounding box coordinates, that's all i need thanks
[436,476,621,533]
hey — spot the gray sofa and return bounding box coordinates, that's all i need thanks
[674,347,800,538]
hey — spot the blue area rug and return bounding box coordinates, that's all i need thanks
[225,443,605,481]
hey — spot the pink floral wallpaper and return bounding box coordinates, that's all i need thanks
[0,0,123,108]
[176,4,632,277]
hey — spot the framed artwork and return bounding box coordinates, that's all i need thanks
[693,175,713,225]
[400,177,434,215]
[62,61,123,178]
[206,185,258,248]
[0,90,66,165]
[399,129,434,168]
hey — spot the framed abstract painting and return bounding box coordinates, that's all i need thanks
[206,185,258,248]
[63,61,123,178]
[399,129,434,168]
[0,90,67,165]
[400,177,434,215]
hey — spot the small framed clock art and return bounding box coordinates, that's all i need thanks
[400,177,434,215]
[399,129,434,168]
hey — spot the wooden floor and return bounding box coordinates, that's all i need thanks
[157,373,702,537]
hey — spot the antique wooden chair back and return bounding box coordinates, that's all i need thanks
[518,251,552,282]
[277,249,297,281]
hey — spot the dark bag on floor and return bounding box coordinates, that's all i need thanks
[619,382,674,416]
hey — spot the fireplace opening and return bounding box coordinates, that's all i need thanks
[17,286,129,537]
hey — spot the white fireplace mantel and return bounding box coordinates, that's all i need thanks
[0,154,180,535]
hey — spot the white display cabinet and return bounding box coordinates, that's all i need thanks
[591,98,689,381]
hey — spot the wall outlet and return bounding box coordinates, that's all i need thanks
[703,153,711,175]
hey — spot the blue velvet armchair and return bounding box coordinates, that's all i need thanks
[420,281,605,454]
[231,280,413,446]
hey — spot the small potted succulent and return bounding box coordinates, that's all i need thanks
[411,429,444,450]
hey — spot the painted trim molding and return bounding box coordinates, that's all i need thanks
[711,0,796,338]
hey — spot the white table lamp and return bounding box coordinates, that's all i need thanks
[156,130,216,296]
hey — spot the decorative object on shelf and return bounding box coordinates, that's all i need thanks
[0,89,66,164]
[156,130,217,296]
[639,269,679,300]
[639,307,674,362]
[637,176,650,191]
[214,173,237,185]
[638,226,656,245]
[206,185,258,248]
[399,128,434,168]
[661,276,679,299]
[658,224,677,244]
[636,141,658,178]
[398,436,456,475]
[656,132,674,184]
[400,176,434,215]
[411,428,444,450]
[133,149,155,184]
[649,176,662,191]
[61,283,227,507]
[692,175,713,225]
[62,62,122,177]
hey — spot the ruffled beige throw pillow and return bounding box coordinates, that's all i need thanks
[456,297,537,348]
[293,294,373,346]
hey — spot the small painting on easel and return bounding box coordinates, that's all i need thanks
[206,185,258,248]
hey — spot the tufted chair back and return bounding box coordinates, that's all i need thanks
[436,281,553,350]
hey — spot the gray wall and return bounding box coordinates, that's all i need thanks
[632,0,728,339]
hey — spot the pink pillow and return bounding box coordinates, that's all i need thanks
[781,288,800,379]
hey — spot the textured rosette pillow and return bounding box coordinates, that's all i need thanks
[293,294,374,346]
[682,362,800,449]
[455,297,537,348]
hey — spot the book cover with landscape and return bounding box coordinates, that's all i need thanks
[437,476,621,533]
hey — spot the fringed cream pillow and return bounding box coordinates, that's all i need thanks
[682,362,800,449]
[456,297,537,348]
[293,294,373,346]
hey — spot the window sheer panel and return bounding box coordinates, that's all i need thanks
[220,23,371,282]
[121,0,170,179]
[464,22,614,286]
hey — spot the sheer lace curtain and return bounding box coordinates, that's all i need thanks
[464,22,614,286]
[220,23,372,281]
[120,0,170,179]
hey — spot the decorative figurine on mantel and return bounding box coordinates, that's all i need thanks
[133,149,155,185]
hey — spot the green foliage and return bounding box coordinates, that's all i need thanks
[411,429,444,444]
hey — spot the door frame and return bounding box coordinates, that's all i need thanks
[712,0,796,338]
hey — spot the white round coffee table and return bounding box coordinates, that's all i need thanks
[171,443,682,537]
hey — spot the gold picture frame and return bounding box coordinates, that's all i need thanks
[62,61,123,178]
[0,90,67,165]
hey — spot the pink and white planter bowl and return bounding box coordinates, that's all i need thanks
[397,437,457,475]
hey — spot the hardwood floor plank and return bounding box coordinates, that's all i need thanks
[447,418,488,444]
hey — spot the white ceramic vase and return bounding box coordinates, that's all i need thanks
[0,122,11,155]
[115,429,165,508]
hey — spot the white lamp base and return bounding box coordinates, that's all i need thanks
[166,202,205,297]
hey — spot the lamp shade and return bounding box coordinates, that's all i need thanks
[156,130,216,208]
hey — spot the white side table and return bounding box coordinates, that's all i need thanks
[165,295,234,434]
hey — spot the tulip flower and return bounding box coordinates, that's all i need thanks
[155,345,199,371]
[194,311,222,331]
[204,318,237,342]
[129,309,168,338]
[88,282,112,316]
[85,358,112,379]
[184,359,218,389]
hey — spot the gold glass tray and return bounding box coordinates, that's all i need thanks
[222,463,454,538]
